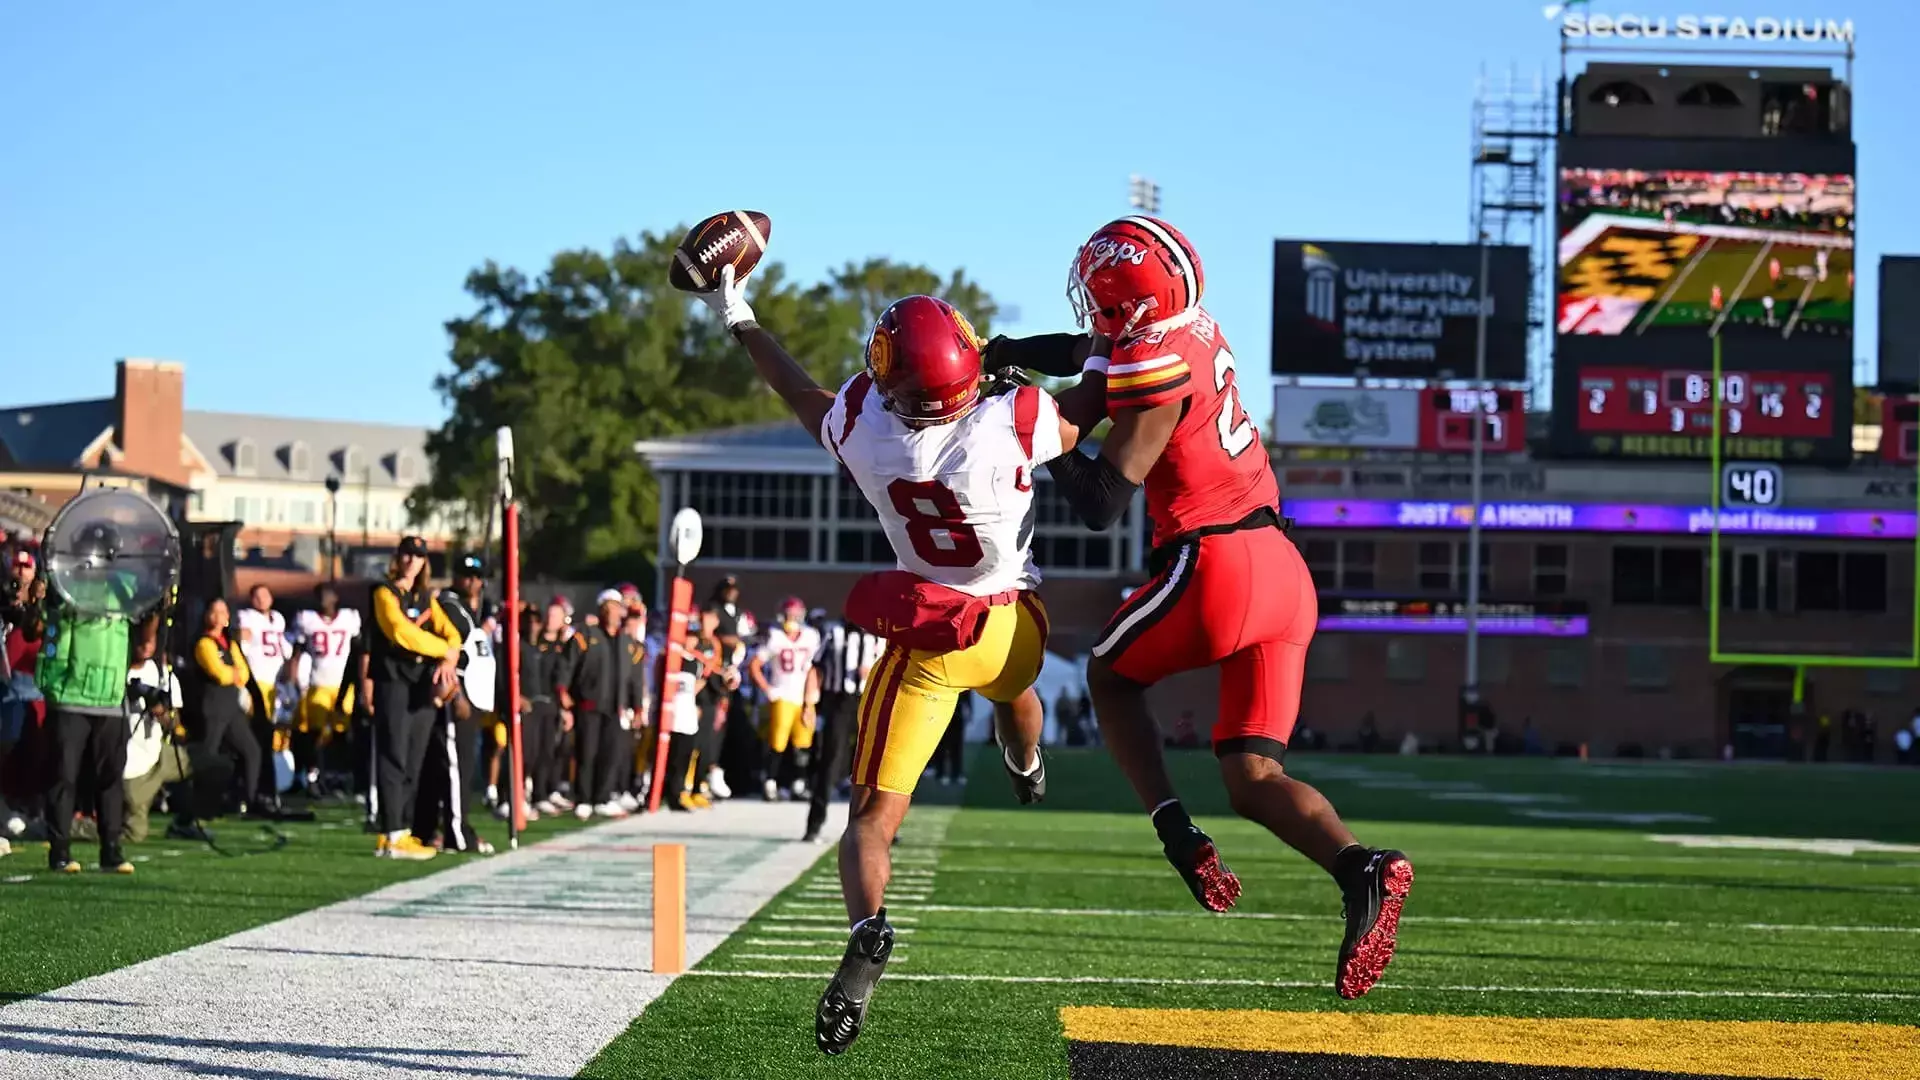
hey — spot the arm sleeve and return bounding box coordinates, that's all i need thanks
[1105,350,1194,410]
[196,638,240,686]
[371,587,457,660]
[984,332,1091,379]
[1046,447,1139,531]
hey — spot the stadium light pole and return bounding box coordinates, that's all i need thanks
[1463,236,1491,716]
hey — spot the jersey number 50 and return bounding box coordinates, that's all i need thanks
[887,479,984,568]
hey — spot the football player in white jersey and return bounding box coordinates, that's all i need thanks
[236,584,290,777]
[294,584,362,745]
[689,266,1084,1056]
[749,596,820,802]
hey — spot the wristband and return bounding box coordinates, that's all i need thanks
[1082,355,1110,376]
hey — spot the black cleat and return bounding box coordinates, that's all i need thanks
[816,909,896,1055]
[1153,802,1241,913]
[1335,847,1414,999]
[1002,746,1047,805]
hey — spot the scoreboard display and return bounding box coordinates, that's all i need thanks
[1577,368,1834,438]
[1562,363,1846,461]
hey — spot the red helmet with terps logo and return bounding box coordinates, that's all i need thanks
[866,295,985,424]
[1068,216,1205,338]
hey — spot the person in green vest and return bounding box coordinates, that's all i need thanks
[38,522,143,875]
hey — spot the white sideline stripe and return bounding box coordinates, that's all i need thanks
[686,970,1920,1001]
[0,801,847,1080]
[826,901,1920,935]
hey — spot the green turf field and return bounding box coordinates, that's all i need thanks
[587,750,1920,1079]
[0,804,592,1003]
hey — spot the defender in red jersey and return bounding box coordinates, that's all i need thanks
[1032,215,1413,1000]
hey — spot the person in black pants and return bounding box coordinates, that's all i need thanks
[558,590,643,819]
[189,598,266,817]
[523,599,571,812]
[804,617,886,843]
[367,535,462,860]
[412,558,496,853]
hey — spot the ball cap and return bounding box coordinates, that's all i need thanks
[595,588,625,606]
[455,554,486,577]
[396,535,430,557]
[10,547,33,568]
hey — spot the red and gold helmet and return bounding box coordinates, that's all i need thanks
[1068,216,1205,338]
[866,295,985,424]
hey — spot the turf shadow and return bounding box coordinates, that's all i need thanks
[0,1024,571,1080]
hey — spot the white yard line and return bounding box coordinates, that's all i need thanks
[685,970,1920,1001]
[770,901,1920,936]
[931,864,1920,894]
[0,800,839,1080]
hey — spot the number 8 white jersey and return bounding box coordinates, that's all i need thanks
[821,374,1064,597]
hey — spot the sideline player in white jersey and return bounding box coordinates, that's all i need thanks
[294,583,363,740]
[749,596,821,801]
[236,584,290,768]
[687,265,1085,1056]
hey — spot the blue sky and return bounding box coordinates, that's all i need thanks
[2,1,1913,428]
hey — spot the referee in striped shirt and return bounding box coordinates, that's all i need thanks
[804,611,886,843]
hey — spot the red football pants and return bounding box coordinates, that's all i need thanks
[1091,525,1317,758]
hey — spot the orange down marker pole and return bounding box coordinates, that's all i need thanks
[646,574,696,813]
[652,842,687,974]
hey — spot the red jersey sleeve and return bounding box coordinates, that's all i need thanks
[1104,346,1193,410]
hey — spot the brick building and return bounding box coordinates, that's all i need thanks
[638,425,1918,760]
[0,359,467,574]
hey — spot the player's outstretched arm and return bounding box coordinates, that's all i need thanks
[697,265,835,444]
[983,332,1094,379]
[1045,403,1180,530]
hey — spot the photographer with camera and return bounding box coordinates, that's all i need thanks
[124,615,229,844]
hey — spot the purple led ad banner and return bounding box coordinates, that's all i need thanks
[1318,614,1591,637]
[1285,500,1917,539]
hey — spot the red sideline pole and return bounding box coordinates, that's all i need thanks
[646,574,695,813]
[505,500,527,840]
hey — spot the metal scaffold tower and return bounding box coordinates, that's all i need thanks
[1470,67,1556,398]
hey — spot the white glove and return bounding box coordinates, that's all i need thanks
[698,264,757,333]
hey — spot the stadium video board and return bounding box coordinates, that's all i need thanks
[1552,160,1856,464]
[1271,239,1530,381]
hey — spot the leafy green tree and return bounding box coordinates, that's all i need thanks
[412,230,998,581]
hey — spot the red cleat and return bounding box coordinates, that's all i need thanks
[1336,849,1413,999]
[1164,832,1242,913]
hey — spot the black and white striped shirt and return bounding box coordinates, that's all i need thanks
[814,620,888,696]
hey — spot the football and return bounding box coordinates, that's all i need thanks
[670,210,772,293]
